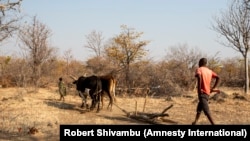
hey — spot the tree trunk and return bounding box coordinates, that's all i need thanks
[125,63,131,94]
[244,54,249,94]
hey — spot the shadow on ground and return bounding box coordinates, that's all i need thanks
[43,99,90,114]
[0,131,59,141]
[97,114,151,125]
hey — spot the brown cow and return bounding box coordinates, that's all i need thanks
[99,74,116,110]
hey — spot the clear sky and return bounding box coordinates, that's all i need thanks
[3,0,241,61]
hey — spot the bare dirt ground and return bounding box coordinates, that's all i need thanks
[0,87,250,140]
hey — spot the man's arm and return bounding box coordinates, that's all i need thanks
[196,74,202,94]
[211,75,220,91]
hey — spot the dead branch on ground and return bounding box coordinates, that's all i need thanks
[113,103,177,125]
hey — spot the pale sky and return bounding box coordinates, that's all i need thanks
[2,0,241,61]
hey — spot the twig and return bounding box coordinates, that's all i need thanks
[143,94,147,112]
[135,100,137,116]
[161,104,173,114]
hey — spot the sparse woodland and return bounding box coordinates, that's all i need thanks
[0,0,249,96]
[0,21,247,97]
[0,47,247,97]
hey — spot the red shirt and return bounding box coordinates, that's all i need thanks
[195,66,218,95]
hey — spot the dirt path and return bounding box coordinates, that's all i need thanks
[0,87,250,140]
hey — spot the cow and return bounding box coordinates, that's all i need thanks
[71,74,116,111]
[99,74,116,110]
[72,75,103,112]
[78,88,90,108]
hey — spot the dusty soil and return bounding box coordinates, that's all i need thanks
[0,87,250,140]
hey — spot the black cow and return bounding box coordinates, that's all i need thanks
[72,75,102,112]
[71,74,116,111]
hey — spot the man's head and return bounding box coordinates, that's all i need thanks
[199,58,207,67]
[59,77,63,81]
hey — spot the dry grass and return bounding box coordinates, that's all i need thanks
[0,87,249,140]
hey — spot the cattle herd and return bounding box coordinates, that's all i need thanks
[70,74,116,112]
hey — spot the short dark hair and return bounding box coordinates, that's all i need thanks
[199,58,207,67]
[59,77,63,81]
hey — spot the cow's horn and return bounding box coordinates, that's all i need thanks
[69,75,77,80]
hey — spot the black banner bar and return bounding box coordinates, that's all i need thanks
[60,125,250,140]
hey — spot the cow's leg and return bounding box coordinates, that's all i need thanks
[83,94,89,108]
[81,95,87,108]
[90,96,95,110]
[81,102,84,108]
[89,90,96,111]
[79,91,88,108]
[107,78,116,111]
[91,89,102,112]
[100,91,105,109]
[106,90,113,111]
[79,92,85,108]
[80,96,85,108]
[85,95,89,109]
[96,93,101,113]
[93,92,101,112]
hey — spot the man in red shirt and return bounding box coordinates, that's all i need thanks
[192,58,220,125]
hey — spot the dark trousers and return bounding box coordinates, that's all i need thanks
[196,93,210,116]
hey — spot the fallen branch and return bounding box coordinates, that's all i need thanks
[128,114,165,125]
[113,103,130,116]
[113,103,177,125]
[161,104,173,114]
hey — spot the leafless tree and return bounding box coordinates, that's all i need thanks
[0,0,22,42]
[165,44,204,90]
[212,0,250,94]
[18,16,56,91]
[63,49,73,75]
[245,0,250,9]
[84,30,104,57]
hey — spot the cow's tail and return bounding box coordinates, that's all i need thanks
[112,78,116,103]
